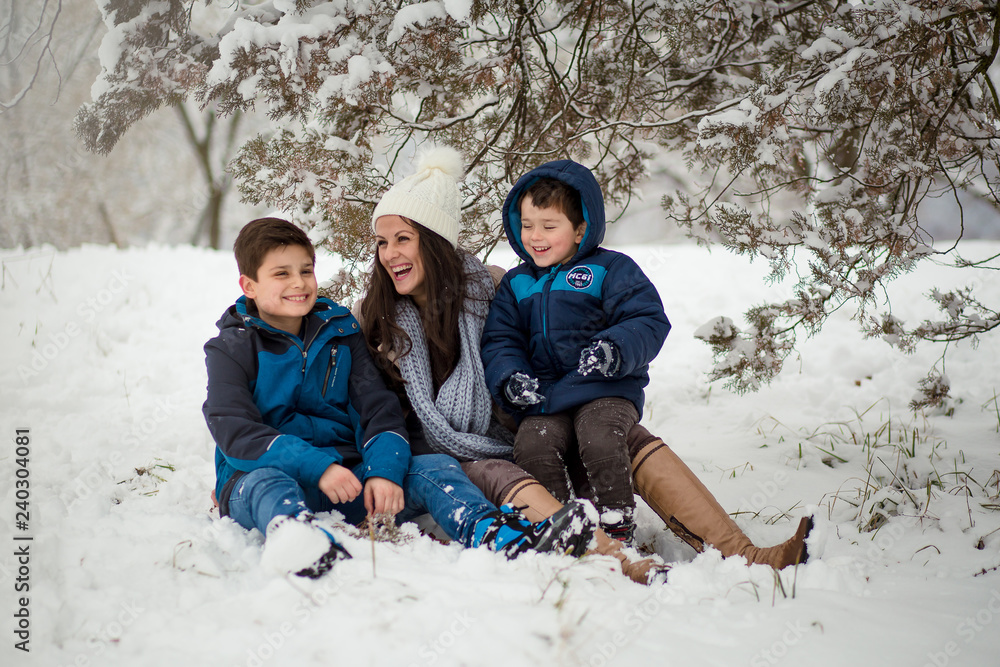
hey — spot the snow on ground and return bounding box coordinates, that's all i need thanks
[1,241,999,667]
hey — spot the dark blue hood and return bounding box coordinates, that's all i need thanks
[502,160,605,268]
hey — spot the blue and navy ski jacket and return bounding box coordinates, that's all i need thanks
[481,159,671,421]
[203,296,411,512]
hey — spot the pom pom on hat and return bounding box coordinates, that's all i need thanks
[372,145,464,248]
[413,145,464,181]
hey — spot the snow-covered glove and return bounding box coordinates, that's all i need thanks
[577,340,621,377]
[503,372,546,408]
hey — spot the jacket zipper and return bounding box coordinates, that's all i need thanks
[277,335,307,372]
[322,346,338,397]
[296,318,331,372]
[251,310,338,380]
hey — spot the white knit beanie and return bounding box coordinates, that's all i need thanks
[371,146,464,248]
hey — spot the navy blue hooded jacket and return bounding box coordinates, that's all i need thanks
[481,160,671,421]
[203,296,411,514]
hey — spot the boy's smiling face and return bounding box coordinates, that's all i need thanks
[239,244,317,334]
[519,194,585,268]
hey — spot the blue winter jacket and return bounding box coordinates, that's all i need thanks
[203,296,411,514]
[481,160,671,421]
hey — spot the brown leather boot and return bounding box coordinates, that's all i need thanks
[503,480,668,585]
[631,439,812,570]
[591,528,670,585]
[501,479,565,524]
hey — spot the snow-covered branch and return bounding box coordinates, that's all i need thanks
[75,0,1000,397]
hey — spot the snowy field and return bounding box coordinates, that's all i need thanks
[1,240,999,667]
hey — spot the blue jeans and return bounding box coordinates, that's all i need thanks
[226,454,497,547]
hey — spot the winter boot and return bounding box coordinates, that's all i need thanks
[591,528,671,585]
[631,440,812,569]
[472,501,596,559]
[501,479,566,524]
[599,506,636,545]
[503,480,665,585]
[261,513,352,579]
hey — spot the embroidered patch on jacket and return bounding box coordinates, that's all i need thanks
[565,266,594,290]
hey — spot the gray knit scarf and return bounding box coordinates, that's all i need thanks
[394,254,514,461]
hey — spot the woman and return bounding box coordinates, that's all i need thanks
[356,146,812,584]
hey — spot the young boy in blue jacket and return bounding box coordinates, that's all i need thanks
[203,217,595,578]
[482,161,671,543]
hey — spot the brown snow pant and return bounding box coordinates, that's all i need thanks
[513,397,638,517]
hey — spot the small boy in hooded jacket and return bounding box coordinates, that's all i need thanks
[203,217,596,578]
[482,161,671,542]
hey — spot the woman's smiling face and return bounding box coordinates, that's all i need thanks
[375,215,428,307]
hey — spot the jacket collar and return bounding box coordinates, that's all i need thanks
[220,296,351,339]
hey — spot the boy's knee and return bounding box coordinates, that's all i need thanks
[243,467,295,484]
[516,420,571,457]
[515,437,564,460]
[237,468,301,499]
[575,398,637,430]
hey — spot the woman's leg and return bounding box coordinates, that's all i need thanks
[503,476,667,585]
[402,454,498,546]
[513,413,575,502]
[462,456,668,584]
[627,424,811,569]
[460,458,535,509]
[406,454,594,557]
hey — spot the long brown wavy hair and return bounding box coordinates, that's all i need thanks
[360,219,469,392]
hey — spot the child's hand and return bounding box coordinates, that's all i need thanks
[318,463,363,505]
[364,477,405,517]
[503,372,545,407]
[578,340,621,377]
